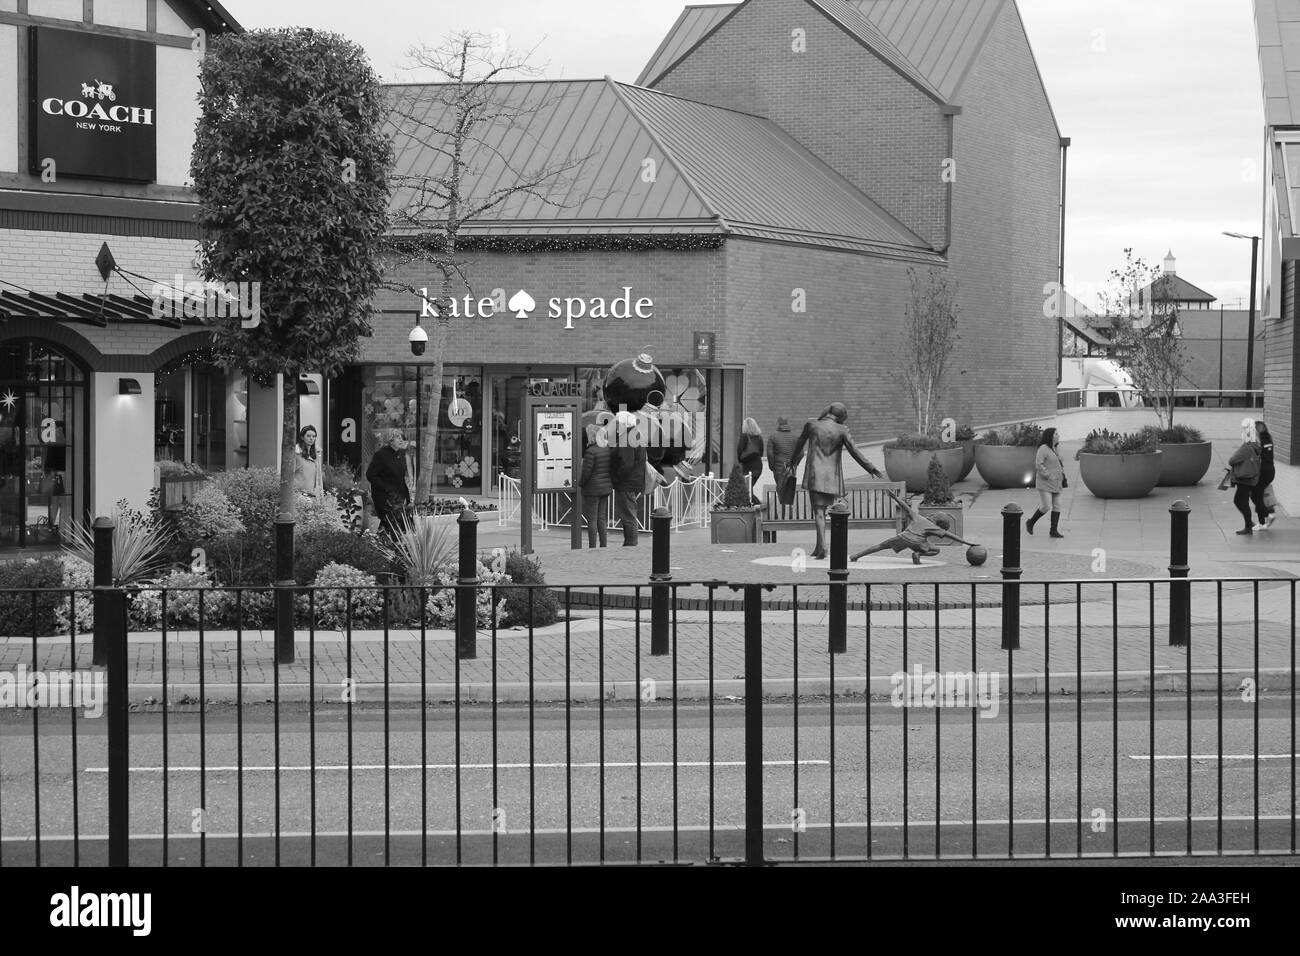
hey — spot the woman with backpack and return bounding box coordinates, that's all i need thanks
[1250,420,1277,530]
[1227,418,1263,535]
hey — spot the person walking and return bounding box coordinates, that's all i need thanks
[367,429,410,538]
[579,421,614,548]
[1227,418,1263,535]
[767,416,798,517]
[294,425,324,500]
[788,402,884,560]
[610,413,649,546]
[1026,427,1066,538]
[738,417,765,505]
[1250,420,1277,530]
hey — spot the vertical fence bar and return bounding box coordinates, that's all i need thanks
[457,510,479,660]
[1168,501,1190,647]
[829,618,836,860]
[346,594,354,867]
[635,594,642,862]
[865,584,872,860]
[902,582,909,859]
[792,587,799,860]
[1186,580,1192,855]
[708,585,716,862]
[1112,582,1119,858]
[1254,580,1260,854]
[309,591,316,867]
[972,583,978,860]
[1217,581,1223,853]
[199,590,207,867]
[1293,579,1297,855]
[934,582,941,859]
[383,588,391,866]
[1044,582,1051,859]
[1076,581,1082,859]
[274,587,282,868]
[1149,581,1156,855]
[95,518,130,868]
[70,592,80,867]
[529,591,536,865]
[491,593,498,866]
[1000,505,1022,651]
[160,590,167,867]
[30,591,40,868]
[565,588,572,866]
[828,502,849,654]
[274,516,295,664]
[598,589,605,862]
[743,584,765,866]
[650,507,671,656]
[236,589,244,866]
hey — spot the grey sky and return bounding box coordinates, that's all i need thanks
[227,0,1265,310]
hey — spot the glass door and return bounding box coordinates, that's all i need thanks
[0,377,79,548]
[192,363,227,472]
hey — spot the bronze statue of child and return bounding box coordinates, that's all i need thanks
[852,489,975,565]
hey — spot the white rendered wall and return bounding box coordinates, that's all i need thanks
[94,0,148,31]
[0,25,17,173]
[27,0,83,21]
[91,372,155,515]
[156,45,201,187]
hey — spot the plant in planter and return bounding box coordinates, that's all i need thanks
[974,422,1042,489]
[155,459,209,511]
[1076,428,1163,499]
[1102,249,1186,432]
[1140,423,1212,487]
[955,423,977,482]
[917,456,963,546]
[882,432,963,492]
[710,464,762,544]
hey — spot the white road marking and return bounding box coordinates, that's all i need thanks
[83,759,831,773]
[1130,754,1300,761]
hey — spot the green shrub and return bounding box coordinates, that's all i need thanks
[884,433,959,451]
[300,562,385,630]
[500,552,560,628]
[980,422,1042,447]
[295,528,392,585]
[921,455,955,506]
[1142,423,1204,444]
[0,558,66,636]
[424,560,509,629]
[179,483,246,541]
[955,424,975,441]
[1081,428,1159,455]
[156,460,206,480]
[210,467,281,529]
[721,464,752,509]
[322,461,361,496]
[377,512,455,585]
[130,570,235,630]
[54,556,94,635]
[207,528,275,587]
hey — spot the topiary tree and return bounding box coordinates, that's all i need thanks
[192,28,393,521]
[721,464,753,509]
[921,455,955,506]
[894,267,961,438]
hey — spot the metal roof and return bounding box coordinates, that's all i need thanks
[386,77,939,258]
[854,0,1004,100]
[641,0,1009,100]
[1139,274,1217,304]
[637,4,737,86]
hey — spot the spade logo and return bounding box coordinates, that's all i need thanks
[507,289,536,318]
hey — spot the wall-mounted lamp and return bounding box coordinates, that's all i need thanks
[296,376,320,396]
[118,378,141,395]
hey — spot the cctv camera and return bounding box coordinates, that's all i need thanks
[409,324,428,356]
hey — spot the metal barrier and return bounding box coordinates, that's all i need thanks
[497,472,730,532]
[0,504,1295,866]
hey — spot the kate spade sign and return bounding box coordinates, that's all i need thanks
[28,26,157,183]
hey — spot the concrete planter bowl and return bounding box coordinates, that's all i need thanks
[957,439,976,482]
[710,507,762,544]
[974,445,1037,489]
[1156,441,1213,487]
[1078,450,1163,499]
[882,445,964,493]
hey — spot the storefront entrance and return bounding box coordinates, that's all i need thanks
[0,341,86,549]
[155,358,249,472]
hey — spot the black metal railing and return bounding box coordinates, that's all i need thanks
[0,505,1295,866]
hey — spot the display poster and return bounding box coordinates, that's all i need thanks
[534,410,574,491]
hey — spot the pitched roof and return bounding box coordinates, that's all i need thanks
[386,77,939,258]
[640,0,1003,100]
[1139,274,1217,304]
[173,0,241,32]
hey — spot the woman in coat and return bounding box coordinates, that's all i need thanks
[580,422,614,548]
[737,418,765,505]
[1250,420,1277,530]
[1027,427,1066,538]
[1227,419,1262,535]
[294,425,324,500]
[366,430,410,538]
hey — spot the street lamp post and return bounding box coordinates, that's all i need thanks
[1224,231,1260,404]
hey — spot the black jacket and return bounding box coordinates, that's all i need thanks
[610,444,648,494]
[367,446,410,507]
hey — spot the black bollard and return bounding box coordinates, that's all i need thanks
[1001,503,1022,651]
[456,508,479,660]
[650,506,671,656]
[91,517,114,666]
[274,514,296,664]
[828,500,850,654]
[1169,500,1190,647]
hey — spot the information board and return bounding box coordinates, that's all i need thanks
[534,409,574,491]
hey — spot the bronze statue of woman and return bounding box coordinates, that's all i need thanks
[788,403,883,559]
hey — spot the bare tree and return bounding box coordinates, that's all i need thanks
[386,31,590,502]
[1100,249,1187,432]
[894,267,960,437]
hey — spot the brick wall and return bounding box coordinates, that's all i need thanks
[369,245,726,368]
[651,0,949,248]
[942,2,1061,428]
[1265,263,1294,462]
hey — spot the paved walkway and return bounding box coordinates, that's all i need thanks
[4,440,1299,698]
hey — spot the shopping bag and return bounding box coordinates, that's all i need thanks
[1263,484,1278,509]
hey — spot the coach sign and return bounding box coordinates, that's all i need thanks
[28,27,157,183]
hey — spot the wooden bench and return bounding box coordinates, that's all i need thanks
[761,482,907,542]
